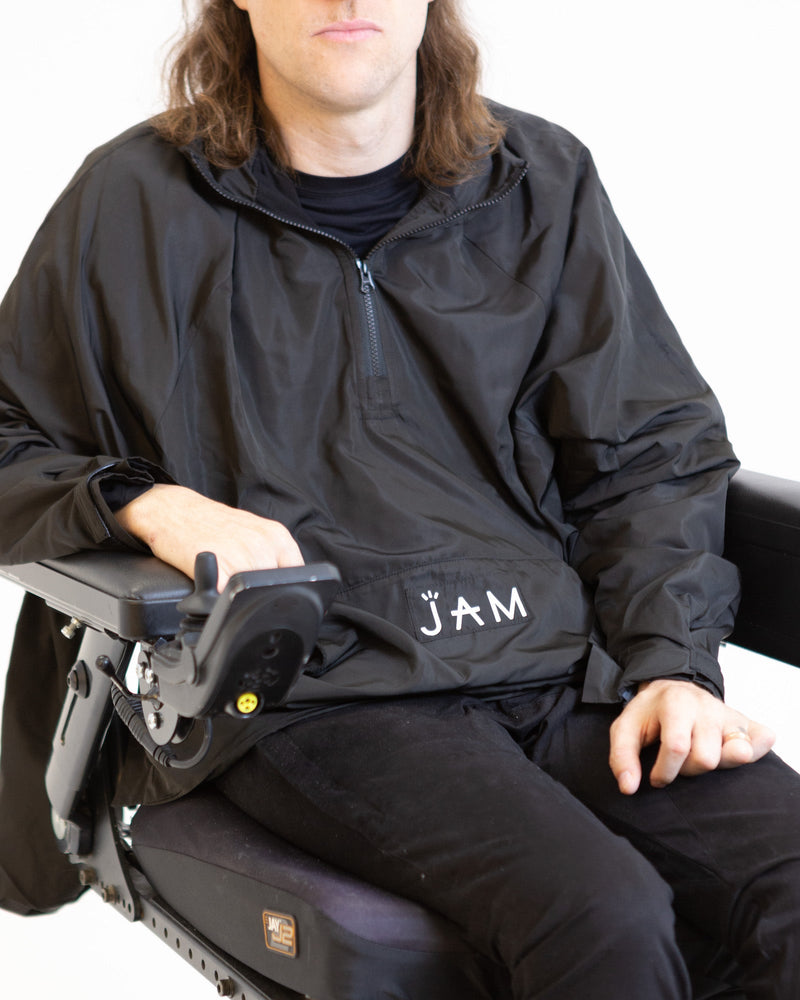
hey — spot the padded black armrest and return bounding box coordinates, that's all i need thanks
[0,551,192,639]
[725,469,800,667]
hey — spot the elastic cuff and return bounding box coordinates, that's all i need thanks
[616,643,725,702]
[582,636,725,704]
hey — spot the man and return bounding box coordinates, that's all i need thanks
[0,1,797,997]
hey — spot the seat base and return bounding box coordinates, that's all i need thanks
[131,787,503,1000]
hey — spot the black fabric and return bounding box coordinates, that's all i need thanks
[99,477,154,513]
[290,154,421,257]
[0,106,741,911]
[132,787,506,1000]
[0,113,739,709]
[217,689,800,1000]
[0,596,84,913]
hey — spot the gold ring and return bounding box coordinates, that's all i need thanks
[723,726,751,744]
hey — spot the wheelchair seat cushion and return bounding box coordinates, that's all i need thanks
[130,786,502,1000]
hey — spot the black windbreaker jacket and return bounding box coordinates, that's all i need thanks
[0,105,740,912]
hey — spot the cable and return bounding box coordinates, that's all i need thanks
[110,686,213,770]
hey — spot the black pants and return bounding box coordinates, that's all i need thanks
[216,685,800,999]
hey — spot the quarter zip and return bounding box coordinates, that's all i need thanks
[185,148,528,401]
[187,149,395,391]
[351,168,530,390]
[356,258,386,378]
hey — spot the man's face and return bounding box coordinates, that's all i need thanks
[233,0,433,120]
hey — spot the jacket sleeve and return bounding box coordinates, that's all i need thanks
[526,149,740,703]
[0,159,172,565]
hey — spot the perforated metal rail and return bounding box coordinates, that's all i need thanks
[87,864,306,1000]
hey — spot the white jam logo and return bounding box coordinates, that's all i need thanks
[263,911,297,958]
[416,586,528,639]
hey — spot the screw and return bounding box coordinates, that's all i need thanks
[216,980,236,997]
[147,712,162,731]
[60,617,83,640]
[96,654,114,671]
[101,884,119,904]
[66,662,91,697]
[144,667,157,686]
[78,868,97,887]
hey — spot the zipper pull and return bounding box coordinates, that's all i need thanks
[356,258,376,294]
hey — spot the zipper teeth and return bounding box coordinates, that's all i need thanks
[187,150,528,261]
[188,151,529,382]
[366,295,382,376]
[372,168,529,255]
[187,151,358,252]
[356,261,383,377]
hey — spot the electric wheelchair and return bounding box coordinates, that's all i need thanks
[1,468,798,1000]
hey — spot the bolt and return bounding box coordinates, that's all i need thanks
[60,617,83,640]
[101,884,119,904]
[66,662,91,697]
[78,868,97,887]
[216,979,236,997]
[147,712,162,731]
[95,655,114,674]
[144,667,157,686]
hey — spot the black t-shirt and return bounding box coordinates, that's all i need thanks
[293,155,420,257]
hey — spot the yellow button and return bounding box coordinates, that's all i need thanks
[236,692,260,715]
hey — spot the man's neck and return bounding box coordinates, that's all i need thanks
[279,109,414,178]
[260,66,417,178]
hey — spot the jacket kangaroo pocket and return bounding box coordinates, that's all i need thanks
[322,556,597,690]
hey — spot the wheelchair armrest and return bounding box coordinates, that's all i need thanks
[0,551,192,639]
[1,549,342,723]
[1,551,341,852]
[725,469,800,667]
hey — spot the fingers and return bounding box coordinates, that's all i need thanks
[609,680,703,793]
[718,719,775,769]
[608,702,658,795]
[213,521,305,590]
[748,719,777,760]
[115,483,305,589]
[650,723,705,787]
[718,725,754,768]
[609,750,643,797]
[609,679,776,795]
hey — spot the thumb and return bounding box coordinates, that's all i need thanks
[609,731,644,794]
[609,706,650,795]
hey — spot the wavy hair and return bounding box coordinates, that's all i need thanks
[153,0,506,185]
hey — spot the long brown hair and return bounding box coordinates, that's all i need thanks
[153,0,506,185]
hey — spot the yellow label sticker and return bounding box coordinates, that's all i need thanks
[263,911,297,958]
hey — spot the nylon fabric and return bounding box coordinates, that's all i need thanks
[0,105,740,912]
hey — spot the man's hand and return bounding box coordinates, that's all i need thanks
[115,484,304,590]
[609,678,776,795]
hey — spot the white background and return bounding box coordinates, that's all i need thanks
[1,2,798,996]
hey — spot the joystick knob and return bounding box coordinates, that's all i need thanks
[176,551,219,623]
